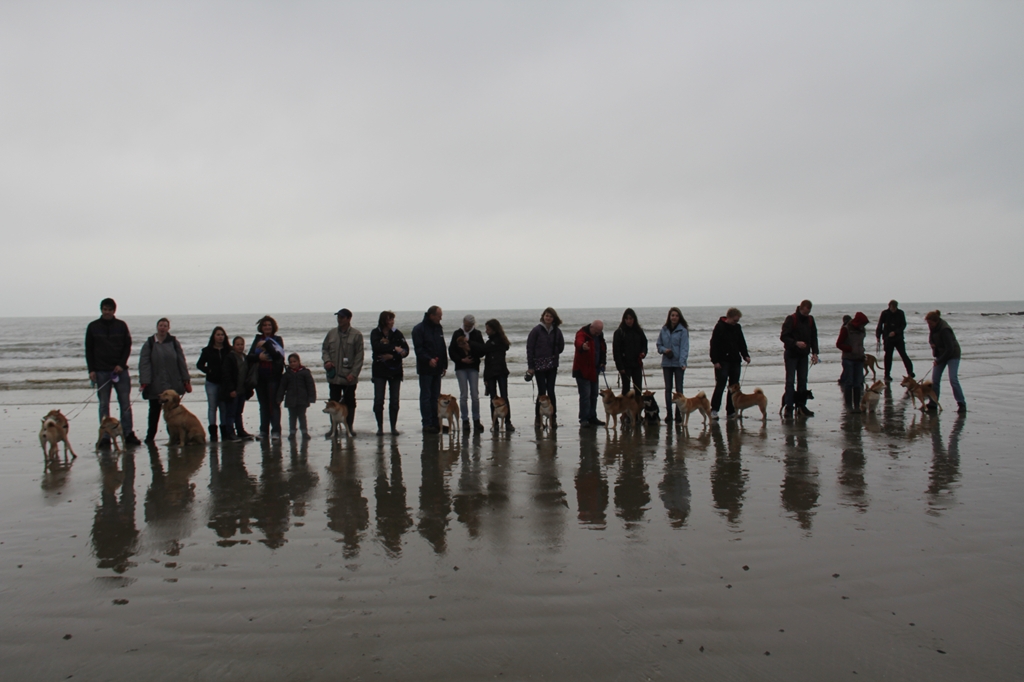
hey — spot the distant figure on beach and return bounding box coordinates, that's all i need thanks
[221,335,254,440]
[483,318,514,432]
[657,307,689,422]
[412,306,447,434]
[139,318,191,443]
[197,326,233,442]
[572,320,607,427]
[709,308,750,421]
[612,308,648,396]
[837,315,852,386]
[876,300,914,382]
[322,308,363,436]
[526,308,565,426]
[370,311,409,436]
[780,300,819,417]
[85,298,141,446]
[836,312,869,411]
[449,314,487,433]
[277,352,316,439]
[924,310,966,414]
[249,315,285,440]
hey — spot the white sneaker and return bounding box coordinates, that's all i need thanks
[710,411,719,420]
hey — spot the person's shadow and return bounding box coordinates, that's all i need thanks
[91,451,139,573]
[575,427,609,530]
[374,440,413,558]
[659,428,691,529]
[207,444,257,546]
[781,432,819,533]
[927,413,966,515]
[710,421,747,528]
[325,440,369,557]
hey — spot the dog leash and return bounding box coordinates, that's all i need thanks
[602,371,611,391]
[64,379,113,422]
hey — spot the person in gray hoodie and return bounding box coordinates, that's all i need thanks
[139,318,192,443]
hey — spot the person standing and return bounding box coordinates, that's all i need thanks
[277,353,317,438]
[526,307,565,426]
[322,308,364,436]
[197,326,233,442]
[412,306,448,434]
[139,318,192,443]
[572,320,607,426]
[483,318,514,432]
[221,335,254,440]
[780,300,819,417]
[249,315,285,440]
[370,311,409,436]
[924,310,966,414]
[656,307,689,422]
[612,308,648,396]
[449,314,487,433]
[836,312,869,411]
[85,298,141,446]
[709,308,750,420]
[876,300,915,382]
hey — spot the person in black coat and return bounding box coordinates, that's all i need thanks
[248,315,285,439]
[197,326,234,442]
[412,306,447,433]
[483,319,514,432]
[709,308,751,419]
[221,335,255,440]
[875,300,915,382]
[370,311,410,435]
[780,300,819,417]
[612,308,649,396]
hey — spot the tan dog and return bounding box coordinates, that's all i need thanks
[456,335,471,354]
[96,416,125,451]
[159,389,207,445]
[901,376,941,411]
[438,394,461,435]
[600,389,641,431]
[728,384,768,420]
[864,354,882,381]
[491,396,509,433]
[537,394,555,430]
[39,409,76,470]
[860,380,885,412]
[671,390,711,427]
[323,400,352,439]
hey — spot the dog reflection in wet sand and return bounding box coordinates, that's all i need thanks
[671,391,711,427]
[39,409,76,471]
[159,390,206,445]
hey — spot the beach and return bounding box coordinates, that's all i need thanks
[2,304,1023,680]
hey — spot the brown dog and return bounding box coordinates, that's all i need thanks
[438,394,461,435]
[39,409,76,470]
[600,389,641,431]
[537,394,555,430]
[159,390,207,445]
[861,380,885,412]
[323,400,352,439]
[864,354,882,381]
[671,390,711,427]
[901,376,941,411]
[728,384,768,420]
[491,396,509,433]
[96,416,125,451]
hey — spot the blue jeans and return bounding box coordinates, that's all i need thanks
[576,377,599,424]
[784,354,809,408]
[932,358,965,405]
[205,381,231,428]
[419,374,442,427]
[456,369,480,421]
[95,370,135,436]
[663,366,685,417]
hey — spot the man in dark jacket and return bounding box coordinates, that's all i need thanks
[572,321,607,426]
[612,308,648,396]
[876,300,914,382]
[412,306,448,433]
[925,310,966,413]
[709,308,750,419]
[780,299,819,417]
[449,314,487,433]
[85,298,140,445]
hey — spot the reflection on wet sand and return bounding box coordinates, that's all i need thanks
[659,429,690,529]
[453,438,487,537]
[252,440,291,549]
[325,440,369,557]
[838,411,869,513]
[575,427,608,529]
[286,438,319,527]
[208,445,257,546]
[530,427,567,547]
[781,431,819,532]
[374,440,413,558]
[91,451,139,573]
[927,414,966,514]
[609,430,650,530]
[711,421,747,527]
[418,438,453,554]
[144,443,205,553]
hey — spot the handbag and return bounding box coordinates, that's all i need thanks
[244,360,260,390]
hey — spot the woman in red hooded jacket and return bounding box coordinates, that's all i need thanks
[836,312,869,411]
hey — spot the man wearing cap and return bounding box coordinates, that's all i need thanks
[85,297,141,446]
[322,308,364,435]
[449,314,487,433]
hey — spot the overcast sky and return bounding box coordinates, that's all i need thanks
[2,1,1021,317]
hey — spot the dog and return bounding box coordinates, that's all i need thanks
[864,354,882,381]
[491,396,509,433]
[901,376,941,412]
[323,400,352,440]
[537,394,555,430]
[728,384,768,420]
[599,389,641,431]
[438,394,461,435]
[671,390,711,427]
[779,389,815,415]
[159,390,207,445]
[642,390,661,424]
[456,335,471,354]
[39,409,76,470]
[860,380,885,412]
[96,416,125,451]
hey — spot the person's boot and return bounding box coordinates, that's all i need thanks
[374,408,385,436]
[474,420,485,433]
[208,425,218,443]
[957,402,967,414]
[851,386,863,413]
[506,418,515,432]
[390,414,401,435]
[348,414,357,437]
[221,425,239,442]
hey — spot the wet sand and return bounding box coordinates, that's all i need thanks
[2,376,1023,681]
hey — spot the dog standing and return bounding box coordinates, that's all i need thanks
[537,394,555,431]
[864,354,882,381]
[438,394,461,435]
[323,400,352,440]
[728,384,768,420]
[901,376,941,412]
[860,380,884,412]
[39,409,76,470]
[491,396,509,433]
[671,391,711,427]
[159,390,207,445]
[600,389,640,431]
[96,416,125,451]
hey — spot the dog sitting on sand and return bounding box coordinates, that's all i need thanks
[323,400,352,440]
[642,390,660,425]
[39,409,76,470]
[600,389,640,430]
[671,391,711,427]
[860,380,885,412]
[901,376,941,412]
[96,416,125,451]
[159,390,206,445]
[728,384,768,420]
[537,394,555,431]
[438,394,461,435]
[491,397,509,433]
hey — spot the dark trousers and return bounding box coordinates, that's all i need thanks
[712,362,741,414]
[373,377,401,427]
[883,338,914,379]
[784,354,809,408]
[418,374,442,427]
[229,394,248,435]
[576,377,600,424]
[620,367,643,395]
[329,383,357,427]
[841,359,864,408]
[146,399,162,440]
[662,366,684,419]
[255,378,282,435]
[485,375,511,423]
[534,368,557,420]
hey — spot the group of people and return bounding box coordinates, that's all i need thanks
[84,297,967,446]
